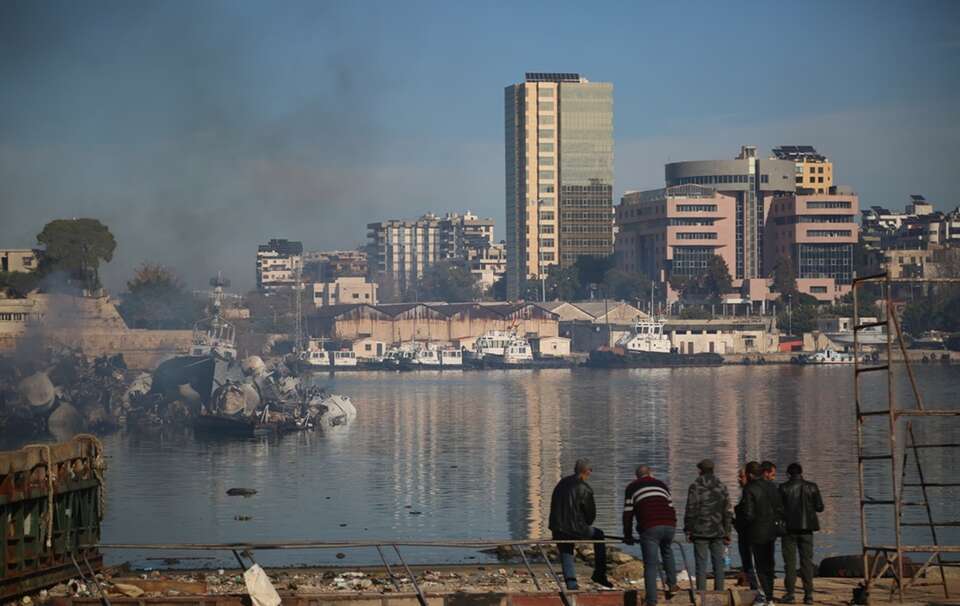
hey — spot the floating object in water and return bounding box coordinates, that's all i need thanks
[226,488,257,497]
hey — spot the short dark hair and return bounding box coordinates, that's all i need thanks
[746,461,762,479]
[787,462,803,476]
[574,458,592,475]
[761,461,777,473]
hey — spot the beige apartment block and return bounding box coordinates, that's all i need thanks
[505,73,613,299]
[0,249,41,274]
[313,276,379,307]
[772,146,833,194]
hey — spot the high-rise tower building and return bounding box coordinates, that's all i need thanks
[505,73,613,299]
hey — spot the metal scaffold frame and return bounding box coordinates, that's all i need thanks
[852,274,960,602]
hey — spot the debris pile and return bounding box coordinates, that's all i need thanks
[0,347,133,439]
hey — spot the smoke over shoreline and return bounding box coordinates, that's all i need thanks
[0,1,395,292]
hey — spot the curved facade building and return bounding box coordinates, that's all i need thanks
[664,146,794,281]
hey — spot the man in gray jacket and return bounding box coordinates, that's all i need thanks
[684,459,733,591]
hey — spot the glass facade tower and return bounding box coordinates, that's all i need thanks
[505,73,613,299]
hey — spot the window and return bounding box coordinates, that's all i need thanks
[539,142,554,152]
[539,156,554,165]
[540,211,555,220]
[676,204,718,212]
[542,185,555,193]
[808,229,852,237]
[810,286,828,294]
[538,129,554,138]
[539,114,554,125]
[352,293,360,299]
[818,167,824,174]
[538,101,554,111]
[365,344,372,351]
[675,232,718,240]
[538,170,554,180]
[818,177,824,183]
[540,238,554,247]
[538,87,554,97]
[807,201,852,209]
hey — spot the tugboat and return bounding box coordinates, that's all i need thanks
[470,332,534,368]
[586,318,724,368]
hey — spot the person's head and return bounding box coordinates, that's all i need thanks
[746,461,762,481]
[738,466,748,487]
[636,464,652,479]
[787,462,803,478]
[697,459,715,476]
[574,458,592,481]
[761,460,777,481]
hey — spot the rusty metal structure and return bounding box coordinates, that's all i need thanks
[852,275,960,601]
[0,436,105,601]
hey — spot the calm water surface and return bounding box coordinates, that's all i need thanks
[33,366,960,567]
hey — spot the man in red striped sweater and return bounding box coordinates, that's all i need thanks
[623,465,679,606]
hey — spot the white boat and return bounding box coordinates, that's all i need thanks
[479,333,534,366]
[806,346,857,364]
[469,331,524,360]
[439,347,463,368]
[189,275,237,361]
[302,338,357,368]
[616,318,672,354]
[412,345,441,368]
[331,350,358,367]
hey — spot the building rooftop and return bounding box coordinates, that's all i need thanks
[525,72,583,83]
[258,239,303,255]
[772,145,827,162]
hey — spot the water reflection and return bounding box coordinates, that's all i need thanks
[17,365,958,567]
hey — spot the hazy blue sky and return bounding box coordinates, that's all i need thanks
[1,0,958,290]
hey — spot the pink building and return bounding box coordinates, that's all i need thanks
[765,190,859,301]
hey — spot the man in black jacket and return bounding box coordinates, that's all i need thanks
[740,461,784,604]
[779,463,825,604]
[549,458,610,589]
[734,465,759,591]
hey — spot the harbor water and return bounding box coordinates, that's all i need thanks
[45,365,960,567]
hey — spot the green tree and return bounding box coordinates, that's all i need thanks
[602,268,650,302]
[574,255,615,294]
[777,303,818,335]
[36,218,116,290]
[545,265,580,301]
[771,255,798,299]
[118,264,203,329]
[416,259,479,302]
[702,256,733,304]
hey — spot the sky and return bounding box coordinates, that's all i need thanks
[1,0,958,291]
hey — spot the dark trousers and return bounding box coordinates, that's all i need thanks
[751,541,776,599]
[782,532,815,598]
[737,532,758,590]
[693,538,725,591]
[555,527,607,588]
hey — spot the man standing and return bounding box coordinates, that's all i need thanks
[684,459,733,591]
[740,461,784,605]
[762,461,777,482]
[549,458,611,589]
[623,465,678,606]
[779,463,824,604]
[734,465,759,590]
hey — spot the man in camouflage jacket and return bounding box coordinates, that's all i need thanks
[684,459,733,591]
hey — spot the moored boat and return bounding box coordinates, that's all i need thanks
[585,318,723,368]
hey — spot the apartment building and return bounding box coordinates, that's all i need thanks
[255,239,303,291]
[765,190,860,301]
[772,145,833,194]
[616,146,858,302]
[366,211,497,299]
[303,250,368,282]
[313,276,379,307]
[505,73,614,299]
[0,249,41,274]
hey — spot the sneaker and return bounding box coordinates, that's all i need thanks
[782,594,796,604]
[565,583,579,591]
[803,597,814,605]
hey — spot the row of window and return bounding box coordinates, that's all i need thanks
[676,204,718,212]
[668,218,716,226]
[0,312,36,322]
[675,232,718,240]
[672,174,770,186]
[561,224,612,233]
[562,211,612,220]
[807,229,852,237]
[773,215,855,225]
[806,201,851,209]
[561,239,612,247]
